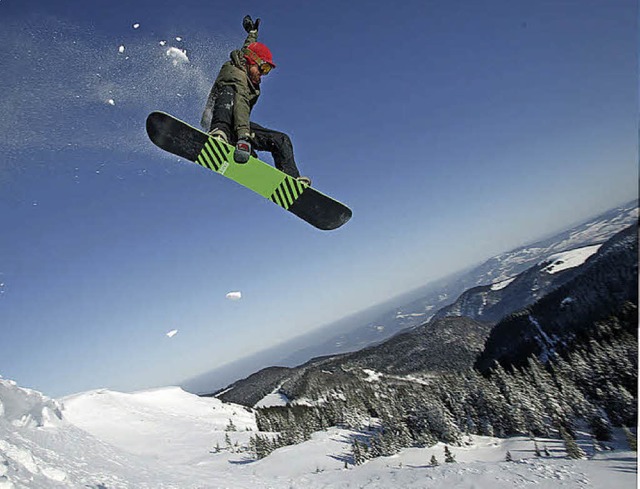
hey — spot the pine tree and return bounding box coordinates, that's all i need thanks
[603,383,636,426]
[560,426,586,459]
[250,434,275,460]
[444,445,456,463]
[534,441,541,457]
[590,435,602,458]
[224,433,232,451]
[505,451,513,462]
[351,439,365,465]
[430,455,439,466]
[225,418,237,431]
[623,426,637,451]
[588,408,612,441]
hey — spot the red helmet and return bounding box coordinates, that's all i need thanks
[244,42,276,68]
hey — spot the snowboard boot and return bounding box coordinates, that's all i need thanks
[208,128,228,143]
[296,176,312,186]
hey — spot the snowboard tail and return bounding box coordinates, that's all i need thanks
[146,111,351,230]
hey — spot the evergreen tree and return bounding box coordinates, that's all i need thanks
[351,439,367,465]
[423,401,462,444]
[560,426,586,459]
[623,426,637,451]
[444,445,456,463]
[590,435,602,457]
[249,434,276,460]
[603,382,636,426]
[505,451,513,462]
[430,455,439,466]
[225,418,237,432]
[588,408,613,441]
[224,433,232,451]
[491,363,527,434]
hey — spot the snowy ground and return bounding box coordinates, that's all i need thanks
[0,378,636,488]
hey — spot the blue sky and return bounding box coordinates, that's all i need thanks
[1,0,637,397]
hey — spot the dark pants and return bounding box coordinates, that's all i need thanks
[208,86,301,178]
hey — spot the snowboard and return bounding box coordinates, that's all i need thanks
[145,111,352,231]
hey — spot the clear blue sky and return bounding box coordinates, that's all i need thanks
[1,0,637,397]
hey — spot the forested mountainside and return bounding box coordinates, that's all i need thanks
[215,226,637,463]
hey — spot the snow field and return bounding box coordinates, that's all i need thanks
[541,245,602,275]
[0,377,636,488]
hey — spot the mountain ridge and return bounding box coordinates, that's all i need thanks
[184,200,638,396]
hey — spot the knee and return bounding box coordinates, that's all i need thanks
[274,131,293,150]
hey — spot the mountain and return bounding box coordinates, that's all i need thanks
[218,224,636,470]
[217,315,493,407]
[385,200,638,326]
[433,244,603,323]
[475,224,638,372]
[215,222,638,408]
[465,201,638,285]
[183,200,638,396]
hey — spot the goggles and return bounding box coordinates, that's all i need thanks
[258,62,273,75]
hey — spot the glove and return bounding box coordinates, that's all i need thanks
[234,138,252,163]
[242,15,260,33]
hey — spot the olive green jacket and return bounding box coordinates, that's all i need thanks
[200,30,260,140]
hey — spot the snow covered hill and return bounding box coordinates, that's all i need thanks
[0,378,180,488]
[62,387,255,465]
[0,377,636,488]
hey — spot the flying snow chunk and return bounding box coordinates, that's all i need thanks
[159,40,167,46]
[106,99,115,106]
[166,329,178,338]
[133,23,140,29]
[176,36,183,41]
[118,45,125,53]
[165,47,189,66]
[226,291,242,301]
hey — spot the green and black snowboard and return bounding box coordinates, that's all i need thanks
[146,111,352,230]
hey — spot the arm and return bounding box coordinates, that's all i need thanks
[235,15,260,139]
[242,28,258,49]
[242,15,260,47]
[233,87,253,141]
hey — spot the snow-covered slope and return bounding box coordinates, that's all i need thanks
[62,386,256,464]
[0,378,182,488]
[0,377,636,488]
[540,245,601,274]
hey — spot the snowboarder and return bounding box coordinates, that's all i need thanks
[201,15,311,186]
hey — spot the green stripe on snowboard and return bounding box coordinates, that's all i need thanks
[195,136,307,208]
